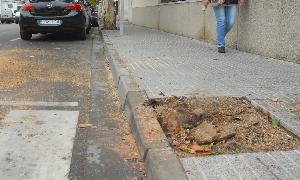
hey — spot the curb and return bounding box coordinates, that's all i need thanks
[102,32,188,180]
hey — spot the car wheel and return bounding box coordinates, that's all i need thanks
[77,28,86,40]
[20,29,32,40]
[1,20,5,24]
[15,20,19,24]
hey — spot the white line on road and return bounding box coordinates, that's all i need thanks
[0,101,78,107]
[9,37,21,42]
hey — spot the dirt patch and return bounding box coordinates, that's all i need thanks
[145,96,300,157]
[0,48,90,92]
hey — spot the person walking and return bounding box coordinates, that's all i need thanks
[203,0,246,53]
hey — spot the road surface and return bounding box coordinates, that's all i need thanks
[0,24,145,180]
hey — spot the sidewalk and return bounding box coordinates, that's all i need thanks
[103,23,300,179]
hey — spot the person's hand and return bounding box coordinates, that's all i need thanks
[203,0,209,8]
[239,0,246,6]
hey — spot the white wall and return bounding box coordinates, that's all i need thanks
[132,0,159,8]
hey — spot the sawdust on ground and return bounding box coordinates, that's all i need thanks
[0,48,90,93]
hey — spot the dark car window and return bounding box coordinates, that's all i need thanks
[29,0,73,3]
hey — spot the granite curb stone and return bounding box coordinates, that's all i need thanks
[118,75,140,109]
[103,35,130,87]
[124,91,170,159]
[146,148,188,180]
[102,31,188,180]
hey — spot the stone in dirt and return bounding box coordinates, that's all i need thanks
[219,125,236,141]
[177,110,202,129]
[160,110,178,133]
[190,122,236,145]
[190,121,218,145]
[159,108,204,133]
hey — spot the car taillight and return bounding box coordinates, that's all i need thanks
[21,4,34,11]
[65,3,82,11]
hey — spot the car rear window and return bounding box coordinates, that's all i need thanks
[29,0,73,3]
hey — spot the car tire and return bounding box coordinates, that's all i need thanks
[77,28,86,40]
[15,20,19,24]
[1,20,5,24]
[20,29,32,40]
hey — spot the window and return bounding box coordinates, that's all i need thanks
[8,4,13,8]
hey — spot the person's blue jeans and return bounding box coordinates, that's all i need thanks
[213,5,237,48]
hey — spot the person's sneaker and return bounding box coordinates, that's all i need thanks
[218,47,225,53]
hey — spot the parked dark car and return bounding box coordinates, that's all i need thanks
[19,0,90,40]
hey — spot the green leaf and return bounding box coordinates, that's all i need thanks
[179,144,191,153]
[271,117,280,128]
[202,144,210,148]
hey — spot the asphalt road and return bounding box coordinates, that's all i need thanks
[0,24,145,179]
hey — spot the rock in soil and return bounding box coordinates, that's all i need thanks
[190,122,236,145]
[158,108,203,133]
[177,110,202,129]
[190,121,218,145]
[218,125,236,141]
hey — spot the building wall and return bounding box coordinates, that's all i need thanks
[128,0,300,63]
[130,0,159,29]
[132,0,159,8]
[237,0,300,62]
[159,1,237,48]
[127,0,133,22]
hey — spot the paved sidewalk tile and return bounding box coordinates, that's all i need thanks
[103,24,300,137]
[181,150,300,180]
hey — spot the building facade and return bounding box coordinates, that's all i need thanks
[124,0,300,63]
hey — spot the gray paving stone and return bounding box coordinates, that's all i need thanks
[267,151,300,179]
[254,152,298,180]
[181,151,300,180]
[201,155,242,180]
[185,170,207,180]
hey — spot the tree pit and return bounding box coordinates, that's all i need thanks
[144,96,300,157]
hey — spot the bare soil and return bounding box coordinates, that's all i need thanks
[145,96,300,157]
[0,48,90,92]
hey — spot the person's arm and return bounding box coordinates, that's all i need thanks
[203,0,209,8]
[239,0,246,6]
